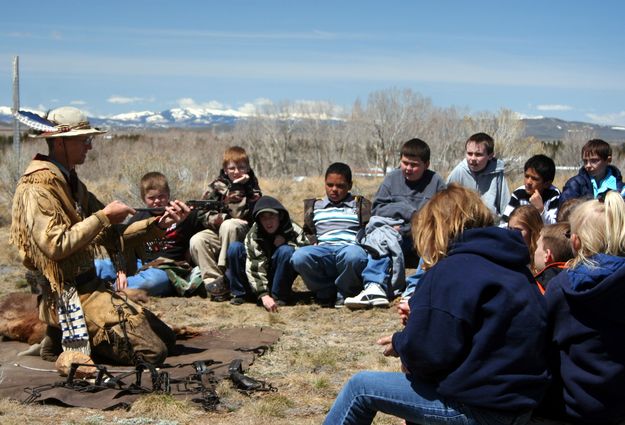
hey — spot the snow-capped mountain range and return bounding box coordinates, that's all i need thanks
[0,105,243,129]
[1,106,624,141]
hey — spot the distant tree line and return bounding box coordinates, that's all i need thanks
[3,88,623,209]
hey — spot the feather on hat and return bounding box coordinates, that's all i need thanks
[14,106,106,138]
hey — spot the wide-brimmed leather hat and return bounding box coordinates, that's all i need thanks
[15,106,106,138]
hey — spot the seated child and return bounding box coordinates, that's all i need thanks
[190,146,262,300]
[372,138,445,267]
[533,222,574,292]
[446,132,511,221]
[226,196,308,312]
[507,205,544,273]
[560,138,624,204]
[536,191,625,423]
[95,172,202,296]
[291,162,371,307]
[502,154,561,224]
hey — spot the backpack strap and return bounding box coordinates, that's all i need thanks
[357,196,372,227]
[303,198,318,244]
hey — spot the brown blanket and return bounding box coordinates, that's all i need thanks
[0,326,281,410]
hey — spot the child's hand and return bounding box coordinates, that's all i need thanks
[261,294,278,312]
[233,174,250,185]
[158,200,191,229]
[529,190,544,213]
[274,235,286,247]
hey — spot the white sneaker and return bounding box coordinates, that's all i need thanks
[344,284,389,310]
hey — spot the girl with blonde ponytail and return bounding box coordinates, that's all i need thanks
[538,190,625,423]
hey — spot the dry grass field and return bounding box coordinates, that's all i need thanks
[0,166,409,425]
[0,131,617,424]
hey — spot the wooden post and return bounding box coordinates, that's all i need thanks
[12,55,21,177]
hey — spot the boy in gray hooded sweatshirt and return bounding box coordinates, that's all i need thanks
[446,132,510,222]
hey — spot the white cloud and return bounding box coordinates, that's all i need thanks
[586,111,625,126]
[514,112,544,120]
[70,100,86,105]
[7,31,33,38]
[536,104,573,111]
[177,98,225,110]
[20,50,625,92]
[236,98,274,116]
[107,95,147,104]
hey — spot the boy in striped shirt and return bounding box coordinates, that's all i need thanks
[291,163,371,307]
[502,155,561,224]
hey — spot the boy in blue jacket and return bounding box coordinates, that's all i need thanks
[560,139,624,204]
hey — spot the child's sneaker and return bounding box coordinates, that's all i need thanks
[344,284,389,310]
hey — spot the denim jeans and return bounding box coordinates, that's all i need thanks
[324,371,531,425]
[361,255,392,297]
[95,258,174,296]
[290,244,368,299]
[226,241,296,300]
[402,257,426,299]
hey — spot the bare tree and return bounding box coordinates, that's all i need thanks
[557,126,597,168]
[462,109,533,175]
[352,88,432,174]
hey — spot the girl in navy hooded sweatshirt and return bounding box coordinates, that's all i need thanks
[324,184,549,425]
[536,190,625,424]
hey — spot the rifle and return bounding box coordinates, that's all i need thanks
[135,200,224,214]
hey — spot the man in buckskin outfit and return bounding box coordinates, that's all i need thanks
[10,106,186,365]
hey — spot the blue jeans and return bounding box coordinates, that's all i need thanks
[402,257,426,299]
[226,241,296,300]
[95,258,174,296]
[324,371,532,425]
[290,244,368,300]
[361,255,392,297]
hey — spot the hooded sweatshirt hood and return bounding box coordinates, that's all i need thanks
[448,226,530,268]
[252,196,293,236]
[460,157,506,175]
[561,254,625,325]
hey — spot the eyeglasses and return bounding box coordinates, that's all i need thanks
[63,136,94,146]
[226,164,248,172]
[580,157,603,167]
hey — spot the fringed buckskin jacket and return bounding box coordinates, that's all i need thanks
[10,157,163,301]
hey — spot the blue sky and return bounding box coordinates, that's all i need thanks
[1,0,625,125]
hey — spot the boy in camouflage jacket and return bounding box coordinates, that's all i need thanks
[226,196,308,312]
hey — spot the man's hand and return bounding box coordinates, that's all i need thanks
[115,270,128,291]
[261,294,278,312]
[377,335,398,357]
[274,235,286,247]
[103,200,136,224]
[398,299,410,326]
[529,190,545,213]
[157,200,191,229]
